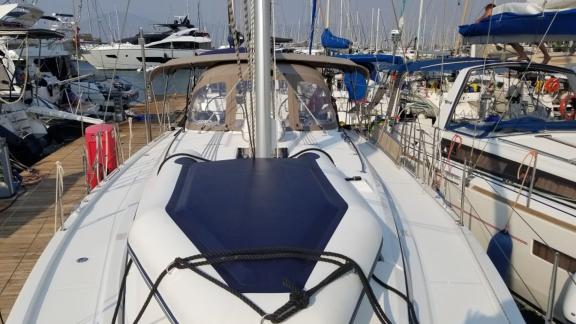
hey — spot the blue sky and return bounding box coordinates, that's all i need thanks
[35,0,512,46]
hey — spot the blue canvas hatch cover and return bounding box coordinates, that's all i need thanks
[165,158,349,293]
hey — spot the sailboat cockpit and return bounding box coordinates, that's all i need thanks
[152,54,362,133]
[440,63,576,138]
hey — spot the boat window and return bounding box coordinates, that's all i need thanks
[234,79,292,128]
[199,42,212,50]
[274,79,290,127]
[447,67,576,137]
[188,82,227,128]
[533,240,576,273]
[172,42,201,50]
[147,42,172,49]
[295,81,336,129]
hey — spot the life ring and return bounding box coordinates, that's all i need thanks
[544,77,560,94]
[559,92,576,120]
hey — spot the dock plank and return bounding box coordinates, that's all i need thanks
[0,119,166,318]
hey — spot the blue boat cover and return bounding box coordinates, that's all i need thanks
[337,54,405,84]
[448,116,576,138]
[165,158,349,293]
[394,57,501,73]
[336,54,404,65]
[343,71,368,100]
[459,8,576,43]
[321,28,352,49]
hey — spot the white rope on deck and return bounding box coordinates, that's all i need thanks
[128,117,133,158]
[54,161,65,233]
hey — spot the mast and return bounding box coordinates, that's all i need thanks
[370,8,374,50]
[255,0,273,158]
[339,0,343,35]
[454,0,470,54]
[415,0,424,58]
[346,1,350,40]
[355,11,359,45]
[375,8,380,52]
[115,5,121,41]
[308,0,317,54]
[297,19,301,41]
[325,0,330,29]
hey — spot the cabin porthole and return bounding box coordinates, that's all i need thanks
[76,257,89,263]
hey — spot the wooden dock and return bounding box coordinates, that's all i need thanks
[0,119,166,319]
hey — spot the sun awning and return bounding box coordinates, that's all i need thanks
[459,4,576,44]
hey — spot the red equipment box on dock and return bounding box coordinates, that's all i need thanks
[85,124,117,189]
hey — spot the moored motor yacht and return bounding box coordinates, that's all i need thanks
[83,16,212,70]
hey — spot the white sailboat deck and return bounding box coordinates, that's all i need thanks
[354,135,523,323]
[6,129,524,323]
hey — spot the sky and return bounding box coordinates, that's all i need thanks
[32,0,514,47]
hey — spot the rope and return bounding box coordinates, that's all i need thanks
[111,258,133,324]
[114,124,125,164]
[503,150,537,230]
[444,133,462,179]
[124,248,395,324]
[0,187,26,214]
[54,161,65,232]
[372,275,419,324]
[128,117,133,158]
[246,0,257,154]
[228,0,255,157]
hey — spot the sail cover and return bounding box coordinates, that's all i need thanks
[459,2,576,44]
[321,28,351,49]
[338,54,404,81]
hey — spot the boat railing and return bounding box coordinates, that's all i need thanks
[370,118,569,320]
[373,117,549,211]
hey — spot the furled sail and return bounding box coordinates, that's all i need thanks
[321,28,351,49]
[459,1,576,44]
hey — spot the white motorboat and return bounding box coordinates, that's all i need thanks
[83,17,212,70]
[381,60,576,322]
[0,3,138,121]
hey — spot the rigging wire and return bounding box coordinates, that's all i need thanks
[101,0,133,120]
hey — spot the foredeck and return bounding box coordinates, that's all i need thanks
[0,120,162,319]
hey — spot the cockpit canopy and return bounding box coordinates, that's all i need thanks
[186,63,337,131]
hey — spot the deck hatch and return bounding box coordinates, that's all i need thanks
[165,158,348,293]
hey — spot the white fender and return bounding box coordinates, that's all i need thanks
[564,273,576,323]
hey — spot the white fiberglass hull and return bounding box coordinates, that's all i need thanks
[6,129,523,324]
[83,44,209,70]
[388,123,576,321]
